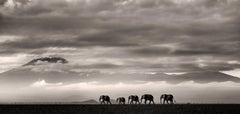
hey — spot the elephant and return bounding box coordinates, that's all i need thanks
[140,94,154,104]
[99,95,111,104]
[128,95,140,104]
[116,97,126,104]
[160,94,176,104]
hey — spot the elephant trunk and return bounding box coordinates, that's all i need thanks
[116,98,118,104]
[128,97,130,104]
[140,97,143,104]
[160,97,162,104]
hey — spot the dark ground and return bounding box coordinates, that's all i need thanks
[0,104,239,114]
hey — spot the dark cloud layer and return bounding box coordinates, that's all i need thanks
[0,0,240,72]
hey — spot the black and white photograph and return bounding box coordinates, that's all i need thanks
[0,0,240,113]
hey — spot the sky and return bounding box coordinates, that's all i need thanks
[0,0,240,103]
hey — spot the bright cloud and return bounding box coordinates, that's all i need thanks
[31,80,63,87]
[165,72,187,75]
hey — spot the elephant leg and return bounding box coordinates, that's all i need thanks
[145,100,147,104]
[152,100,155,104]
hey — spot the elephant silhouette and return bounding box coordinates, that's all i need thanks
[128,95,140,104]
[140,94,154,104]
[160,94,176,104]
[116,97,125,104]
[99,95,111,104]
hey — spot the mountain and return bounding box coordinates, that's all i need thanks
[71,99,98,104]
[0,56,240,87]
[157,71,240,83]
[23,57,68,66]
[79,99,99,104]
[0,57,82,86]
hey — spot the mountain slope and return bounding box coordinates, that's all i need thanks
[159,71,240,83]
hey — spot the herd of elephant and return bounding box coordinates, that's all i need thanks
[99,94,176,104]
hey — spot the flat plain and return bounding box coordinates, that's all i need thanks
[0,104,239,114]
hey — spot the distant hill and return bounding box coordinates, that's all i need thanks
[164,71,240,83]
[133,71,240,83]
[72,99,98,104]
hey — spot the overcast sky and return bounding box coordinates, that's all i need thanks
[1,0,240,103]
[0,0,240,74]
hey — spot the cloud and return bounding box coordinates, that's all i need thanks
[165,72,187,75]
[0,0,240,73]
[31,80,63,87]
[227,60,240,65]
[0,54,30,73]
[0,0,7,6]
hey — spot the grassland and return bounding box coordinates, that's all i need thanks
[0,104,239,114]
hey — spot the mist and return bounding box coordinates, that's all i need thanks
[1,80,239,103]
